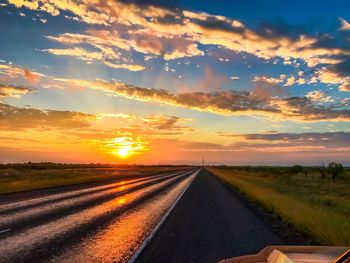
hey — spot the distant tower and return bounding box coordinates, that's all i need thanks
[202,158,204,167]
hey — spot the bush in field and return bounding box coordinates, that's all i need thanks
[289,164,303,176]
[303,168,308,178]
[327,162,344,183]
[318,165,327,180]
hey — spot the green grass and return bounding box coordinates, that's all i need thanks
[0,166,187,194]
[208,167,350,246]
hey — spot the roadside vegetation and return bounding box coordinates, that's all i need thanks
[209,164,350,245]
[0,163,188,194]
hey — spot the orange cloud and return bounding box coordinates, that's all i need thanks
[306,90,333,103]
[24,68,41,83]
[339,84,350,92]
[316,66,350,92]
[339,17,350,31]
[0,62,46,85]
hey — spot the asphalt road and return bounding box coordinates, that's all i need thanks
[137,169,285,263]
[0,168,197,263]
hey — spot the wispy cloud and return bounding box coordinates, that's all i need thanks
[0,84,36,98]
[42,47,104,61]
[42,47,145,71]
[103,61,145,71]
[218,131,350,149]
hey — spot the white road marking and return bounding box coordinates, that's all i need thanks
[0,228,11,234]
[127,168,200,263]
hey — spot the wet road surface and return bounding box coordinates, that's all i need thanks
[137,169,285,263]
[0,168,198,263]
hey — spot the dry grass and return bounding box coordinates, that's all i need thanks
[209,167,350,245]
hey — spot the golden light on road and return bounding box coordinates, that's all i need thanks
[100,134,149,159]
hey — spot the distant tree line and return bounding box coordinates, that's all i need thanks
[289,162,344,182]
[0,162,188,170]
[0,162,130,170]
[216,162,347,183]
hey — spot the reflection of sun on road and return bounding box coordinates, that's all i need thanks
[99,134,149,159]
[117,197,126,205]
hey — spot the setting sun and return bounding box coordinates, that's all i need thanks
[116,148,130,158]
[98,134,149,159]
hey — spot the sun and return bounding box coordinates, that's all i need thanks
[116,148,130,158]
[101,134,149,159]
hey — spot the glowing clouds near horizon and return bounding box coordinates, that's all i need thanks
[100,134,149,159]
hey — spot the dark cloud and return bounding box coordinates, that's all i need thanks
[83,79,350,122]
[148,116,185,130]
[125,115,193,133]
[118,0,183,9]
[256,19,307,39]
[193,16,245,33]
[332,60,350,76]
[281,96,350,121]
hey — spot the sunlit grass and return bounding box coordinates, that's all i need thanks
[209,167,350,245]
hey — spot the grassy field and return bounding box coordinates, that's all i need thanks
[0,165,188,194]
[208,166,350,246]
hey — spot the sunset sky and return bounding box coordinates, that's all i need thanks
[0,0,349,165]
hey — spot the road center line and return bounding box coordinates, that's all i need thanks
[0,228,11,234]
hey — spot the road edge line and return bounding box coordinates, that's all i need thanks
[127,168,201,263]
